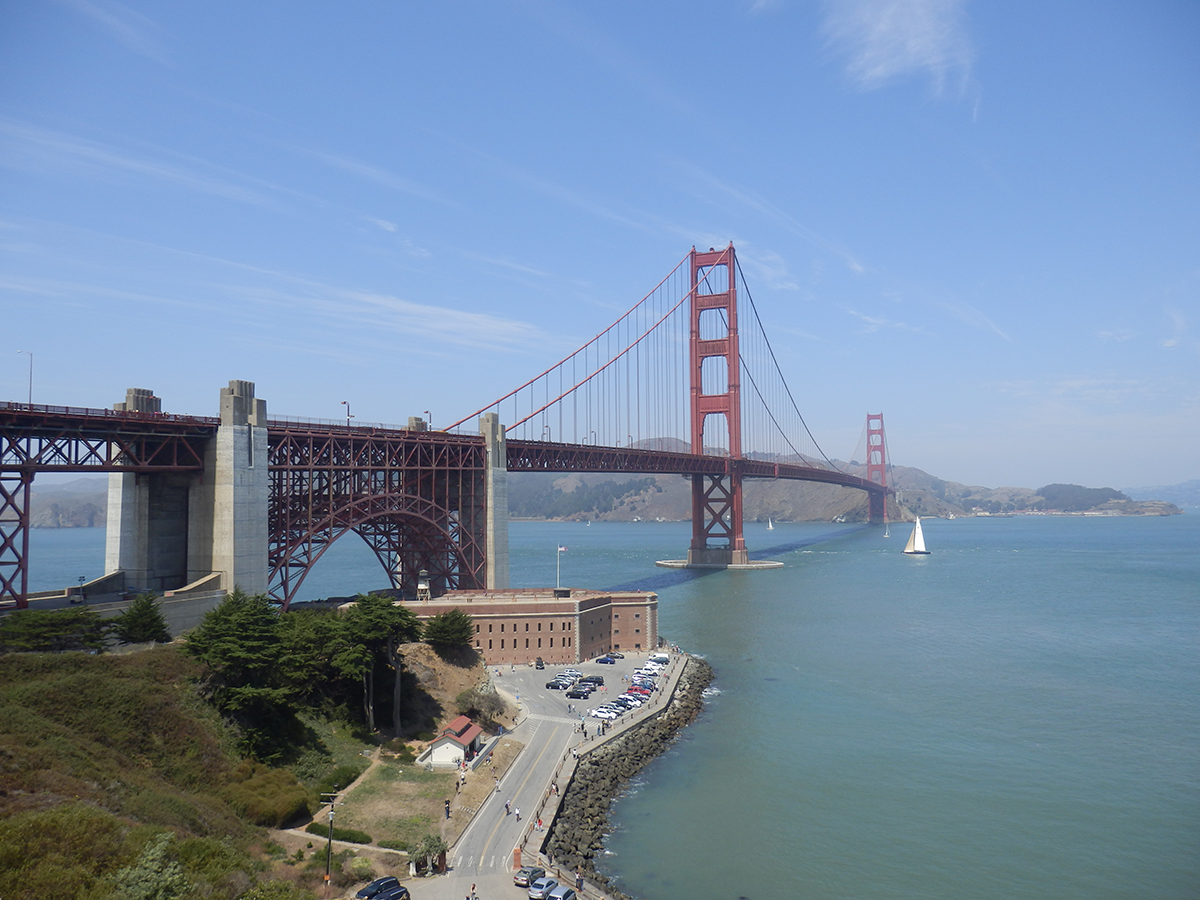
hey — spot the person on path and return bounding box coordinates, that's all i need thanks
[515,806,521,821]
[505,799,511,815]
[576,869,584,890]
[445,799,451,819]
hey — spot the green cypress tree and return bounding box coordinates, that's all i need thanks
[110,592,172,644]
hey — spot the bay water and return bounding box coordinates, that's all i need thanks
[27,514,1200,898]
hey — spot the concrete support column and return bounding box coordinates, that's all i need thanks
[481,412,509,590]
[215,381,268,594]
[104,388,161,589]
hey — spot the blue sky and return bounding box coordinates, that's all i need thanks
[2,0,1197,491]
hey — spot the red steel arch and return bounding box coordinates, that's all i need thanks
[267,424,487,609]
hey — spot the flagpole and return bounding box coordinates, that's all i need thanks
[556,546,561,589]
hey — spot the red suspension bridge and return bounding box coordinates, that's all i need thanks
[0,244,891,610]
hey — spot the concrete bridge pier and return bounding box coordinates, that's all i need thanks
[481,412,509,590]
[105,380,269,596]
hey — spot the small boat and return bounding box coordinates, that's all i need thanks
[767,517,774,530]
[903,517,930,555]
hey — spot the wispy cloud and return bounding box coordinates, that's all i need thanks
[1161,307,1189,349]
[514,2,692,118]
[821,0,973,93]
[59,0,168,64]
[846,308,927,334]
[679,162,867,274]
[0,119,274,206]
[937,299,1012,341]
[304,150,449,204]
[738,248,800,291]
[463,254,555,280]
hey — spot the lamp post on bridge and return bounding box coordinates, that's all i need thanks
[340,400,353,429]
[424,409,431,430]
[16,350,32,407]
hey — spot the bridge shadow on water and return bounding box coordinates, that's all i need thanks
[606,524,870,593]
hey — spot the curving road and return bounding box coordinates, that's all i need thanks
[405,652,666,900]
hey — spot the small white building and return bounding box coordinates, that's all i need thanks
[425,715,484,767]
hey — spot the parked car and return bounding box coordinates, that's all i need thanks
[528,876,559,899]
[535,657,545,669]
[546,680,570,690]
[375,889,410,900]
[565,688,591,699]
[559,669,582,679]
[590,707,618,719]
[514,865,547,887]
[356,877,400,899]
[579,674,604,685]
[547,886,577,900]
[608,650,624,658]
[596,655,616,664]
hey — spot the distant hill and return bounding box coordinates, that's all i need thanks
[29,476,107,528]
[1125,479,1200,509]
[24,469,1189,527]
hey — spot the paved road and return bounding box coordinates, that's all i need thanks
[405,652,663,900]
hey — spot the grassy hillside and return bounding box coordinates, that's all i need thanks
[0,647,319,899]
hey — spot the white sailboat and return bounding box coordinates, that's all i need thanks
[903,517,930,555]
[767,517,774,530]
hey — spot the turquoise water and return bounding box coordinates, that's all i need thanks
[26,516,1200,898]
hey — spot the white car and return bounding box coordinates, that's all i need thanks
[559,669,582,679]
[590,707,618,719]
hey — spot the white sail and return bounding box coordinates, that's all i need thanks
[903,517,929,554]
[767,517,774,530]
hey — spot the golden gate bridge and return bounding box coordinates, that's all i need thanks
[0,244,891,610]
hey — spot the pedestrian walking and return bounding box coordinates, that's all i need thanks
[576,869,584,890]
[537,817,543,831]
[445,799,451,819]
[505,799,511,815]
[515,806,521,821]
[471,885,476,900]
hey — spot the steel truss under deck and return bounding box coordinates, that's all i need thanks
[267,424,489,607]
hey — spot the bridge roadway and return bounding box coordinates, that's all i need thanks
[409,650,688,900]
[0,402,880,490]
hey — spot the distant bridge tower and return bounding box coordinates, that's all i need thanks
[687,244,748,566]
[866,413,888,523]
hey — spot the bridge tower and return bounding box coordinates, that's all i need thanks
[687,244,749,566]
[866,412,888,523]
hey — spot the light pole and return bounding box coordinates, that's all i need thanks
[321,792,338,897]
[16,350,32,406]
[423,409,431,430]
[340,400,352,429]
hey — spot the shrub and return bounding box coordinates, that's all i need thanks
[239,882,318,900]
[0,804,133,900]
[304,823,373,844]
[349,856,375,881]
[222,762,313,827]
[316,764,365,795]
[377,839,409,852]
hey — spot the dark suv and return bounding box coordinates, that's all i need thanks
[579,675,604,686]
[357,876,400,899]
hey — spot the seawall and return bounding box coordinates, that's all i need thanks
[543,656,714,898]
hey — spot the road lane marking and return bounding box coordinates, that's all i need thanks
[474,725,561,869]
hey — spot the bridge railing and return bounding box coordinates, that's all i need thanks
[0,401,217,426]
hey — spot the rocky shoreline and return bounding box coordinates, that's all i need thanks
[543,657,715,899]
